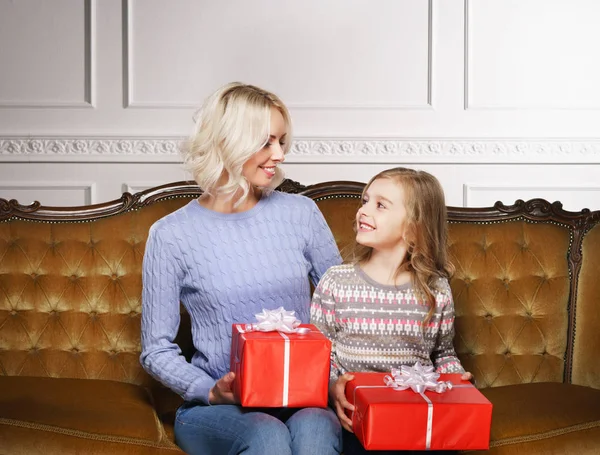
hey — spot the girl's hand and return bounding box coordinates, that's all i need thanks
[461,371,474,383]
[330,373,355,432]
[208,372,238,405]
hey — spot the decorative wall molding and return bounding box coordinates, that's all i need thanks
[1,137,600,163]
[0,137,181,157]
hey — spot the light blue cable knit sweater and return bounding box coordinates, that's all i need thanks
[140,191,342,405]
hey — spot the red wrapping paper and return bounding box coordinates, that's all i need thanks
[345,372,492,451]
[230,323,331,408]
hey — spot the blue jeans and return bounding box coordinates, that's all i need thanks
[174,403,342,455]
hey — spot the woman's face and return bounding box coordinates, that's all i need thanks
[242,107,287,188]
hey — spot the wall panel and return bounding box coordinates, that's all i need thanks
[0,182,96,206]
[0,0,94,108]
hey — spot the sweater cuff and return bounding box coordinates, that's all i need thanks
[435,359,465,374]
[184,377,216,405]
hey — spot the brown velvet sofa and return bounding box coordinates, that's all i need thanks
[1,179,599,455]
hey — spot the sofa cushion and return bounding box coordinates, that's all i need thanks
[0,376,184,454]
[448,220,571,388]
[463,382,600,454]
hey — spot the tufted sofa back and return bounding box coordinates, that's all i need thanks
[449,220,570,386]
[0,195,190,387]
[1,180,599,391]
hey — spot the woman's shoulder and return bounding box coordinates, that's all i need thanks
[149,200,198,235]
[269,190,316,208]
[264,191,321,221]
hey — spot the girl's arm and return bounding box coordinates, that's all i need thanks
[310,270,355,431]
[310,270,345,382]
[140,224,217,405]
[430,283,466,374]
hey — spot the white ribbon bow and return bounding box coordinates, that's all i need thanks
[245,307,308,334]
[384,361,453,394]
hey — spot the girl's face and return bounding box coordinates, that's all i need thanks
[356,178,409,252]
[242,107,287,188]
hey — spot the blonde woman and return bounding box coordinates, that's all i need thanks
[310,168,473,454]
[141,83,342,455]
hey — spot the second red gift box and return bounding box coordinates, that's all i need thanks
[345,366,492,451]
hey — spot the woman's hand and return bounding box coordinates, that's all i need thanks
[329,373,355,432]
[208,372,238,405]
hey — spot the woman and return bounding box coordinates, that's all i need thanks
[140,82,343,455]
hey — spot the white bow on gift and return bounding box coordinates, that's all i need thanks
[384,361,453,394]
[244,307,309,334]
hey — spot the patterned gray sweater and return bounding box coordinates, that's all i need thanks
[310,264,465,382]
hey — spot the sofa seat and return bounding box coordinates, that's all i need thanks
[0,376,184,454]
[464,383,600,454]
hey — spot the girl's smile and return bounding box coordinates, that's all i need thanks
[355,177,409,252]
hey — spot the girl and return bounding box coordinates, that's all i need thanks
[310,167,472,455]
[141,83,343,455]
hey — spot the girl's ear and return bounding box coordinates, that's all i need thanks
[403,223,415,244]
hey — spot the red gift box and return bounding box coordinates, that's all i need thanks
[345,372,492,451]
[230,323,331,408]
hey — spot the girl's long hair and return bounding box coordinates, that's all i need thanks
[347,167,454,324]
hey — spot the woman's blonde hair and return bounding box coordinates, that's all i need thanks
[348,167,454,323]
[182,82,292,200]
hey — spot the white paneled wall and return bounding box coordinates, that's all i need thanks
[1,0,599,211]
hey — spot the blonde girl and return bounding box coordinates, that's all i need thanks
[311,167,472,455]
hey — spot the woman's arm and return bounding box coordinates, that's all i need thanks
[305,201,342,286]
[140,224,216,404]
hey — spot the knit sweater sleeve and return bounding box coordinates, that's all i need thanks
[305,200,342,286]
[431,279,465,374]
[310,269,346,384]
[140,223,216,404]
